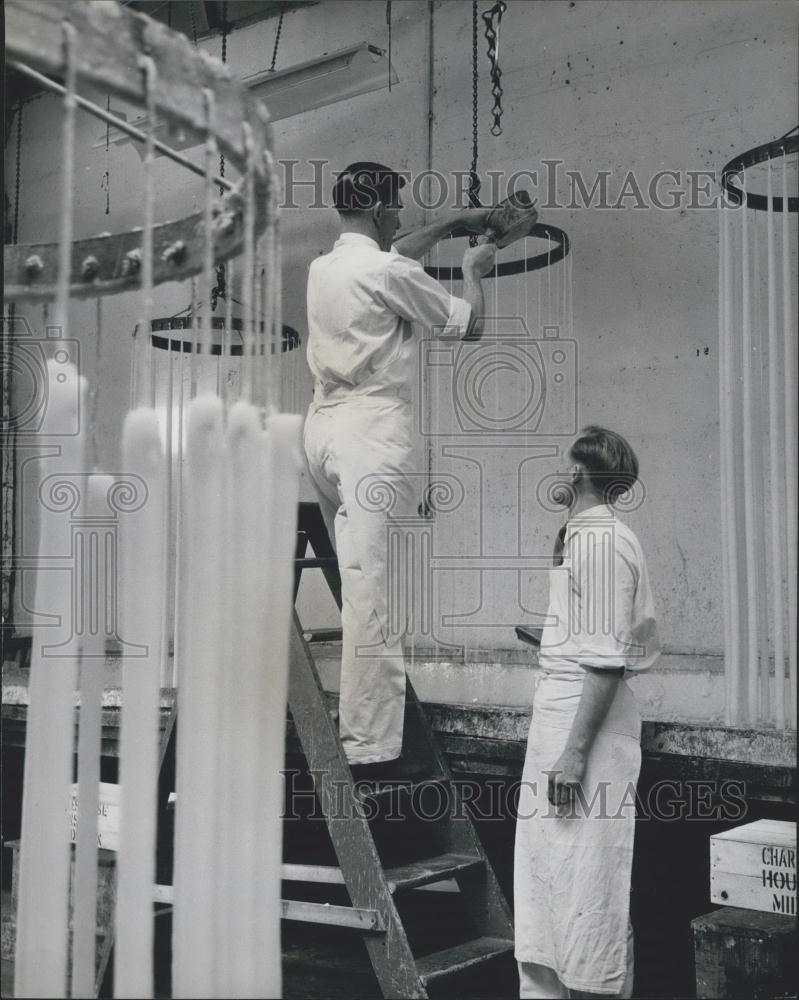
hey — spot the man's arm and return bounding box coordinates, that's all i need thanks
[376,242,494,342]
[393,207,491,260]
[548,667,623,813]
[460,243,496,340]
[548,526,634,813]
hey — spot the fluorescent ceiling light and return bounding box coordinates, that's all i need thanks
[95,41,398,152]
[242,42,399,122]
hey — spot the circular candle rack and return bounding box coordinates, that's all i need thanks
[4,0,275,303]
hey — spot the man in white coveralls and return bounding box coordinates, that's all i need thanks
[304,161,497,779]
[514,425,660,998]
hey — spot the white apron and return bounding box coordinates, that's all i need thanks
[514,671,641,995]
[303,395,415,764]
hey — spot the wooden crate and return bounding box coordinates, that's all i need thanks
[692,907,797,1000]
[710,819,796,915]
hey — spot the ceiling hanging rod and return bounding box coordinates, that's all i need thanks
[10,59,235,192]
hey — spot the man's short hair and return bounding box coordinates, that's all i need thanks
[570,425,639,503]
[332,161,406,211]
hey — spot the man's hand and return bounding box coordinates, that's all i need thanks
[548,747,587,816]
[462,242,497,279]
[459,207,494,234]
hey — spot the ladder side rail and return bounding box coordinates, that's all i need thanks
[288,615,428,999]
[404,684,515,940]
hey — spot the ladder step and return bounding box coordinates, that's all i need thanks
[415,936,515,986]
[154,881,384,932]
[360,776,447,801]
[295,557,339,569]
[384,853,483,892]
[281,899,385,932]
[301,627,343,643]
[282,863,345,885]
[281,854,483,893]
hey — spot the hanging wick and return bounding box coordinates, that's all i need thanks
[386,1,392,92]
[91,298,102,468]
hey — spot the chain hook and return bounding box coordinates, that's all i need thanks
[483,0,507,137]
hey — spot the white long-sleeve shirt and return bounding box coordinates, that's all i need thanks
[306,233,471,402]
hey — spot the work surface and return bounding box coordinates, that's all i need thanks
[2,662,796,778]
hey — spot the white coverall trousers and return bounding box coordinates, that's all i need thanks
[303,395,415,764]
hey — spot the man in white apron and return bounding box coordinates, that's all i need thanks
[304,161,496,775]
[514,425,660,998]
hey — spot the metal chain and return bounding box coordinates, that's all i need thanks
[13,102,23,244]
[468,0,481,245]
[221,2,228,64]
[386,1,392,92]
[270,7,284,72]
[218,0,228,193]
[103,94,111,214]
[482,0,506,136]
[212,0,230,310]
[188,0,198,47]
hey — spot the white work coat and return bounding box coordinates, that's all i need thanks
[514,505,660,994]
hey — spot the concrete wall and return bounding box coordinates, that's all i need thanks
[7,1,798,720]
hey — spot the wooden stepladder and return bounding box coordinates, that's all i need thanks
[289,502,515,998]
[95,502,515,998]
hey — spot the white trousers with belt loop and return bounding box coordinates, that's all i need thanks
[303,396,415,764]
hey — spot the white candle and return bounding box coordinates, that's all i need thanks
[160,340,174,689]
[254,414,303,998]
[749,208,770,722]
[782,156,798,728]
[724,203,746,724]
[172,395,226,997]
[173,346,186,688]
[740,179,758,723]
[71,472,115,998]
[115,407,165,998]
[765,167,785,728]
[215,400,264,996]
[15,361,87,999]
[719,202,733,725]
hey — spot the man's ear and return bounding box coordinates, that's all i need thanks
[372,202,385,226]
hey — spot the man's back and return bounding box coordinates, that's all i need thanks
[307,233,408,396]
[306,232,471,401]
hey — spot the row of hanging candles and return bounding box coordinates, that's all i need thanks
[13,30,301,1000]
[414,234,573,665]
[120,79,301,1000]
[718,154,797,730]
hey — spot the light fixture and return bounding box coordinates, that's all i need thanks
[242,41,399,122]
[95,41,398,152]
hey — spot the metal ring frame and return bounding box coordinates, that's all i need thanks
[149,316,300,353]
[424,223,570,281]
[721,134,798,212]
[4,0,274,302]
